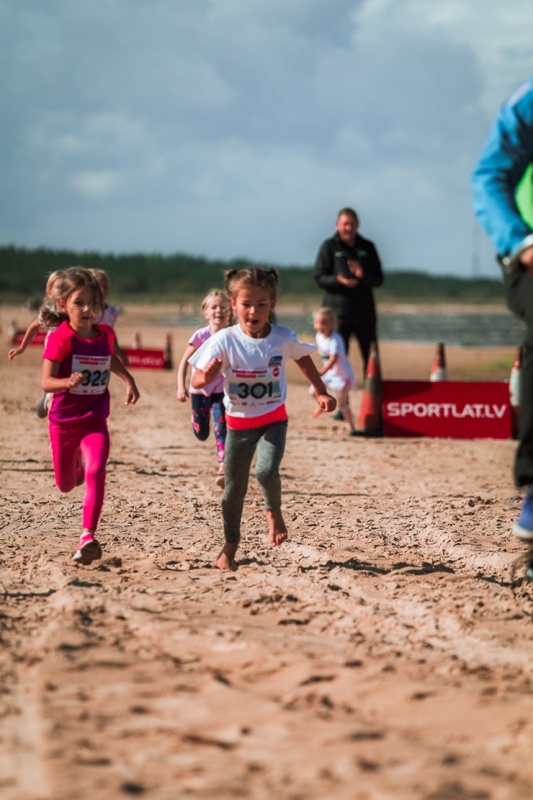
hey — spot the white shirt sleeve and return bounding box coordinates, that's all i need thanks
[281,327,316,360]
[188,329,228,371]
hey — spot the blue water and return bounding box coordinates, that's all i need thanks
[158,311,526,348]
[377,312,526,348]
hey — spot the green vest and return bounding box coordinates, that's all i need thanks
[516,163,533,228]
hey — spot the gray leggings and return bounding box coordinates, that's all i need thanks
[222,421,288,542]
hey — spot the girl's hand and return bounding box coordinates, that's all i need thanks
[8,347,22,360]
[316,392,337,413]
[176,387,189,402]
[203,357,222,383]
[65,372,84,389]
[124,381,140,405]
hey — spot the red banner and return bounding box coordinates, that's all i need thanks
[382,380,512,439]
[122,348,169,370]
[10,329,47,346]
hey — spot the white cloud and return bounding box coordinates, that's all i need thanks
[0,0,531,276]
[71,170,121,199]
[358,0,533,112]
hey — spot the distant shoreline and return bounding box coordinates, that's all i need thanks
[117,300,510,319]
[0,302,516,380]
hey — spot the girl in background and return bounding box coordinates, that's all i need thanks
[312,306,356,435]
[41,266,140,565]
[89,268,128,365]
[176,290,232,488]
[8,270,65,418]
[189,267,336,570]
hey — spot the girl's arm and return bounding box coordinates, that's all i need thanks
[8,318,41,360]
[177,343,196,401]
[319,353,338,376]
[295,355,336,413]
[110,353,140,405]
[112,338,129,367]
[42,358,84,392]
[190,358,222,390]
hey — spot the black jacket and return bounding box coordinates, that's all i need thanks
[313,232,384,324]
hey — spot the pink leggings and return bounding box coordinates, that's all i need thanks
[49,418,110,531]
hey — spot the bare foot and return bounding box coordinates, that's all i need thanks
[214,541,239,570]
[266,509,288,547]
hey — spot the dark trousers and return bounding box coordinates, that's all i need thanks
[222,421,287,543]
[337,319,377,377]
[505,269,533,486]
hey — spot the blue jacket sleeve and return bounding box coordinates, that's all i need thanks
[471,77,533,257]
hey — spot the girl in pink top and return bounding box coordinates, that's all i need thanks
[176,290,232,488]
[41,267,140,565]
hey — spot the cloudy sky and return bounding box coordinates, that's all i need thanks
[1,0,532,277]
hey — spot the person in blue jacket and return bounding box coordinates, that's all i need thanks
[472,76,533,539]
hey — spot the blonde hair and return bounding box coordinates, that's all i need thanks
[313,306,337,327]
[44,270,64,296]
[224,267,278,300]
[89,268,110,294]
[38,270,66,330]
[201,289,229,311]
[201,289,233,325]
[41,266,104,330]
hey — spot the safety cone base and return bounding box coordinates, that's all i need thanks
[352,428,383,438]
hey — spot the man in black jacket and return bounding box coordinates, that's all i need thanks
[313,207,384,376]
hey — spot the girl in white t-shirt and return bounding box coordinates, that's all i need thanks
[312,307,356,435]
[189,267,336,570]
[176,290,232,488]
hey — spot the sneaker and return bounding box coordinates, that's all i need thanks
[332,410,344,421]
[513,490,533,540]
[35,392,50,419]
[73,533,102,565]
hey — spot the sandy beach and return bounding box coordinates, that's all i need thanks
[2,303,533,800]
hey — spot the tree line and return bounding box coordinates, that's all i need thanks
[0,244,504,305]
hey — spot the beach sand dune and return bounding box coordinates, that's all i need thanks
[1,305,533,800]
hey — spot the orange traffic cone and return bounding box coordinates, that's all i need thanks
[354,341,383,437]
[509,345,522,439]
[430,342,447,381]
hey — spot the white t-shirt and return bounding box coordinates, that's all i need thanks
[315,330,355,392]
[189,323,315,419]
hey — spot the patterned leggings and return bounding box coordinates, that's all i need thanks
[191,392,226,464]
